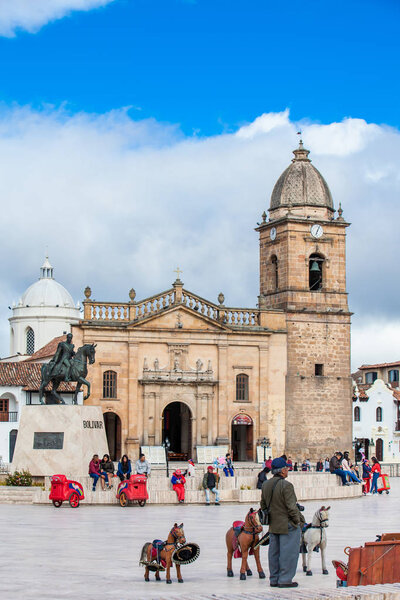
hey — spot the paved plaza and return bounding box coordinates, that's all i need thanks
[0,480,399,600]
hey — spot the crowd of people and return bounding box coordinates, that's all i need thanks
[88,452,151,491]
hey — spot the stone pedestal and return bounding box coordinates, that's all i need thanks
[11,405,109,477]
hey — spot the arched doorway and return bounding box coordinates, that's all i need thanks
[9,429,18,463]
[104,412,121,461]
[375,438,383,462]
[232,414,253,461]
[162,402,192,460]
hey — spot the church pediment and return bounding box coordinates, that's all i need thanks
[129,304,230,331]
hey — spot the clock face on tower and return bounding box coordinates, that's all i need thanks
[310,224,324,239]
[270,227,277,241]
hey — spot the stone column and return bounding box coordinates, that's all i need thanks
[216,342,229,445]
[126,341,140,457]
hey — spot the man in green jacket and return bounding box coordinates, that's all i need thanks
[260,456,303,588]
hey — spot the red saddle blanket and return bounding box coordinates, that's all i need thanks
[232,520,255,558]
[150,546,166,568]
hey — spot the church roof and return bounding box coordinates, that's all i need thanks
[270,141,334,211]
[0,361,75,392]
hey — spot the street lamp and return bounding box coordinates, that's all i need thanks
[164,437,171,478]
[260,437,270,462]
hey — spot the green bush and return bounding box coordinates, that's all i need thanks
[5,469,33,487]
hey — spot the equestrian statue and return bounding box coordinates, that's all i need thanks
[39,333,96,405]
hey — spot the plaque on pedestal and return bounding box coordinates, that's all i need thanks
[11,405,109,477]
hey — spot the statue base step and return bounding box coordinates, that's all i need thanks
[11,405,108,477]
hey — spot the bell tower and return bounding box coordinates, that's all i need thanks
[256,141,352,458]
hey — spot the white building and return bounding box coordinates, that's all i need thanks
[8,257,81,358]
[352,378,400,463]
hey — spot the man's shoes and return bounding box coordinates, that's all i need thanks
[278,582,298,588]
[343,483,350,486]
[215,502,220,505]
[205,503,210,506]
[270,582,278,587]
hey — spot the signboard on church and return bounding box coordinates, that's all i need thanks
[196,445,228,463]
[232,414,252,426]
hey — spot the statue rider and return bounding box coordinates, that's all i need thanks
[48,333,75,382]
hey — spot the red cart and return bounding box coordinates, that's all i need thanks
[116,474,148,507]
[49,474,85,508]
[377,473,390,494]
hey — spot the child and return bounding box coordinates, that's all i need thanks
[171,469,186,503]
[223,453,234,477]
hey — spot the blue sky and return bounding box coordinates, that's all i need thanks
[0,0,400,368]
[0,0,399,135]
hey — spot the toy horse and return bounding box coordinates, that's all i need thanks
[225,507,266,580]
[301,506,330,576]
[140,523,199,584]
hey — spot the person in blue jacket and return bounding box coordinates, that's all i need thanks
[117,454,132,482]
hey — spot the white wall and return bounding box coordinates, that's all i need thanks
[353,378,400,462]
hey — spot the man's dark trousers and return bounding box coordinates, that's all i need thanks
[268,524,301,585]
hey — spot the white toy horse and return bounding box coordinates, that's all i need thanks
[301,506,330,576]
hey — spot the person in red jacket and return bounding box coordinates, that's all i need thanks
[171,469,186,503]
[370,456,381,494]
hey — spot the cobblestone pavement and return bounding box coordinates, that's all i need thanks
[0,480,398,600]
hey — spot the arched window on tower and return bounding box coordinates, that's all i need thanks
[271,255,278,290]
[354,406,360,422]
[103,370,117,399]
[376,406,383,422]
[26,328,35,355]
[309,253,324,291]
[236,373,249,402]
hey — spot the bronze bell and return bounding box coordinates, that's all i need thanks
[310,261,321,272]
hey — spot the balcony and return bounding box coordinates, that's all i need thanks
[0,412,18,423]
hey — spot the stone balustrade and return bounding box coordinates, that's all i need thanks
[83,286,261,329]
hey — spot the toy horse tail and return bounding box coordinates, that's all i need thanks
[139,542,151,566]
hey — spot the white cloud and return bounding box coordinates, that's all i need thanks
[0,105,399,373]
[0,0,115,37]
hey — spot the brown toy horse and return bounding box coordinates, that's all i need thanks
[225,508,266,580]
[140,523,186,584]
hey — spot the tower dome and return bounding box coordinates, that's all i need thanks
[270,141,334,212]
[9,257,81,357]
[19,257,75,308]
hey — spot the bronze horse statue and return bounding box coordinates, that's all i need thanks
[140,523,189,584]
[225,507,266,580]
[39,343,96,405]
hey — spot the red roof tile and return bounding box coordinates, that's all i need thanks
[0,362,75,392]
[359,361,400,370]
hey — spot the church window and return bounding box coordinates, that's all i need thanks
[271,255,278,290]
[26,328,35,355]
[389,369,399,383]
[315,363,324,376]
[103,371,117,399]
[309,253,324,291]
[236,374,249,402]
[365,371,377,384]
[354,406,360,422]
[376,407,382,422]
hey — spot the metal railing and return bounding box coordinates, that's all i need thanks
[0,412,18,423]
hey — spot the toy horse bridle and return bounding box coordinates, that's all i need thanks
[310,510,329,544]
[242,511,261,541]
[165,527,185,552]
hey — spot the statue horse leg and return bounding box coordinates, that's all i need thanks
[226,528,234,577]
[51,379,65,404]
[39,380,47,405]
[73,381,82,405]
[76,376,91,401]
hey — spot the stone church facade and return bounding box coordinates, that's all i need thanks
[73,142,352,461]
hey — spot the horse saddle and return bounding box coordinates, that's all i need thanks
[149,540,166,569]
[232,521,254,558]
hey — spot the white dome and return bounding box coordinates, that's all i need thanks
[20,278,75,308]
